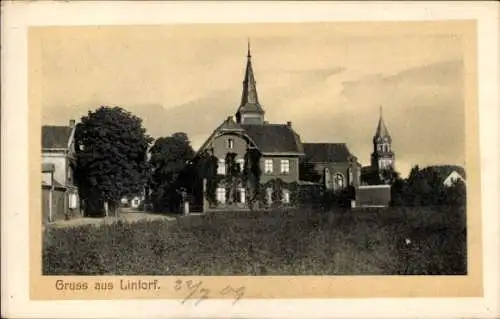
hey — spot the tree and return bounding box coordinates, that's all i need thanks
[149,132,195,213]
[380,166,400,184]
[361,167,383,185]
[243,148,262,206]
[195,150,219,206]
[443,179,466,206]
[224,152,242,205]
[74,106,153,217]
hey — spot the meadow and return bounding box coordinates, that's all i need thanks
[43,206,467,275]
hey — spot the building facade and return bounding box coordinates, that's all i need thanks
[41,119,80,222]
[302,143,362,190]
[196,43,360,208]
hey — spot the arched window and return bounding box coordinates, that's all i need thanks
[333,173,345,190]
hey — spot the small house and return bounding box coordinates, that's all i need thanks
[41,119,80,223]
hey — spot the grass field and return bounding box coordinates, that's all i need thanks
[43,206,467,276]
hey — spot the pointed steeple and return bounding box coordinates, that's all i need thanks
[236,39,265,125]
[374,106,391,142]
[240,39,260,107]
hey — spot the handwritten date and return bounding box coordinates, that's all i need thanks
[174,279,245,305]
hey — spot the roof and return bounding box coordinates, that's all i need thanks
[42,125,73,149]
[42,163,55,172]
[219,116,245,132]
[302,143,354,163]
[422,165,466,179]
[236,44,265,116]
[241,124,304,154]
[373,107,391,143]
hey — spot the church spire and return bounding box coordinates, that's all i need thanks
[371,105,395,178]
[236,39,265,125]
[374,105,390,142]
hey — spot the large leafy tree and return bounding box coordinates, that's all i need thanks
[74,106,153,216]
[194,149,219,206]
[149,132,195,212]
[243,148,262,205]
[223,152,242,205]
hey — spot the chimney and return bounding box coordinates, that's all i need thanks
[286,121,292,127]
[69,119,76,127]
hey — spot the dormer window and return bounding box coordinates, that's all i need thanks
[227,138,234,149]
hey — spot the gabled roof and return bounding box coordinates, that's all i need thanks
[302,143,355,163]
[219,116,245,132]
[241,124,304,155]
[42,125,73,149]
[422,165,466,179]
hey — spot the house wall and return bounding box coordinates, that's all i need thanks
[42,187,50,223]
[313,162,361,189]
[211,133,300,184]
[42,171,53,186]
[355,185,391,207]
[260,156,299,184]
[211,133,248,161]
[444,171,465,187]
[42,152,67,185]
[42,186,67,222]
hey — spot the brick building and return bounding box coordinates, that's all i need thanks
[196,42,361,208]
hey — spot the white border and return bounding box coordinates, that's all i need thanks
[2,1,499,318]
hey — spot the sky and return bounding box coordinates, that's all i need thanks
[38,23,466,177]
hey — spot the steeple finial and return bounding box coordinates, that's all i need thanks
[379,105,383,118]
[247,38,251,58]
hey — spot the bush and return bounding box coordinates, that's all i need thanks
[43,206,467,276]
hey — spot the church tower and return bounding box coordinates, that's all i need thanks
[370,106,395,174]
[235,40,265,125]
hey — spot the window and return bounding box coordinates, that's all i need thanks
[237,159,245,172]
[378,144,383,152]
[216,188,226,204]
[333,173,344,190]
[348,168,353,185]
[280,159,290,174]
[217,159,226,175]
[266,187,273,204]
[227,138,234,149]
[264,159,273,173]
[68,193,78,209]
[240,188,246,204]
[282,189,290,204]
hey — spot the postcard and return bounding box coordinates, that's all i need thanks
[2,1,499,318]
